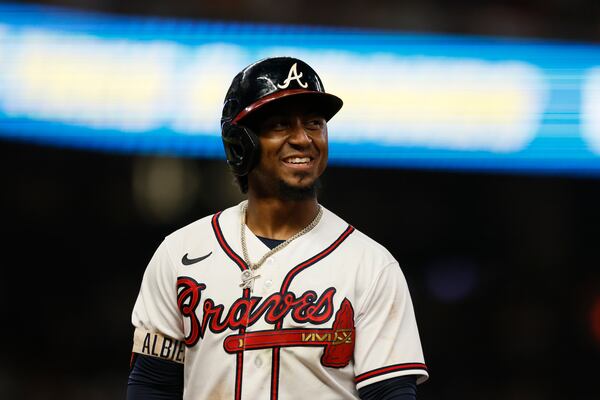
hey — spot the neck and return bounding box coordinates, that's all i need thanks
[244,195,320,240]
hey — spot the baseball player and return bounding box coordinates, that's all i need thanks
[127,57,428,400]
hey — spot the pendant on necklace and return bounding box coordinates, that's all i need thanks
[240,269,260,291]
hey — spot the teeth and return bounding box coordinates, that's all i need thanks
[287,157,310,164]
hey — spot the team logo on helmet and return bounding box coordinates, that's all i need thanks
[277,62,308,89]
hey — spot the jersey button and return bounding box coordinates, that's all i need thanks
[255,356,263,367]
[267,257,275,265]
[264,280,273,289]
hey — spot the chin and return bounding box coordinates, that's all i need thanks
[277,178,321,201]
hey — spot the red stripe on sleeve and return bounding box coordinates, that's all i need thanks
[355,363,428,384]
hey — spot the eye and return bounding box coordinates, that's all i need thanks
[266,117,289,131]
[305,118,325,130]
[259,117,288,134]
[271,121,289,131]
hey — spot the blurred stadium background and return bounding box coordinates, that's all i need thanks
[1,0,599,399]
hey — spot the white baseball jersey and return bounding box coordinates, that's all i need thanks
[131,201,428,399]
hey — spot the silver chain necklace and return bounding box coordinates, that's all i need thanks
[239,202,323,291]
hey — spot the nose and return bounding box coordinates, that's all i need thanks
[287,119,312,146]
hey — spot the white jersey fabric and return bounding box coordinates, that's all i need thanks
[131,201,428,399]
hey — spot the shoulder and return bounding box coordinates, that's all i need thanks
[165,213,214,244]
[161,202,243,261]
[321,206,397,270]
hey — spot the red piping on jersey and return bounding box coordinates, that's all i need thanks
[355,363,428,384]
[235,352,244,399]
[212,211,248,271]
[279,225,355,294]
[271,350,280,400]
[212,211,251,400]
[212,210,356,400]
[271,224,355,400]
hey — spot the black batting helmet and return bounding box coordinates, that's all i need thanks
[221,57,343,178]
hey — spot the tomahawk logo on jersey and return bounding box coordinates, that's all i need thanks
[131,202,428,400]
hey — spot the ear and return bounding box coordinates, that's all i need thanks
[221,121,261,176]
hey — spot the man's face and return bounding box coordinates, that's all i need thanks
[246,99,328,200]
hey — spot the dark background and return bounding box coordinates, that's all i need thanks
[2,1,600,399]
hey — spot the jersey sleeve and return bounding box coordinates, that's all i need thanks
[353,262,428,389]
[131,239,185,359]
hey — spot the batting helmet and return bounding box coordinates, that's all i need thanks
[221,57,343,177]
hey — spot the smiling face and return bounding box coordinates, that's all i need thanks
[244,97,328,200]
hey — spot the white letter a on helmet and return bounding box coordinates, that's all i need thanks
[277,63,309,89]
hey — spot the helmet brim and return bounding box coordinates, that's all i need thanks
[232,89,343,125]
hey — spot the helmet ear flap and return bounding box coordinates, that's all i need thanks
[221,120,260,176]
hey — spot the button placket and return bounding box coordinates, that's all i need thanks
[262,257,276,290]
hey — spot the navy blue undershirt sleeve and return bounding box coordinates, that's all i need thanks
[358,375,417,400]
[127,353,183,400]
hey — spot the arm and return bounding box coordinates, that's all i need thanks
[358,375,417,400]
[354,262,428,391]
[128,240,186,398]
[127,353,183,400]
